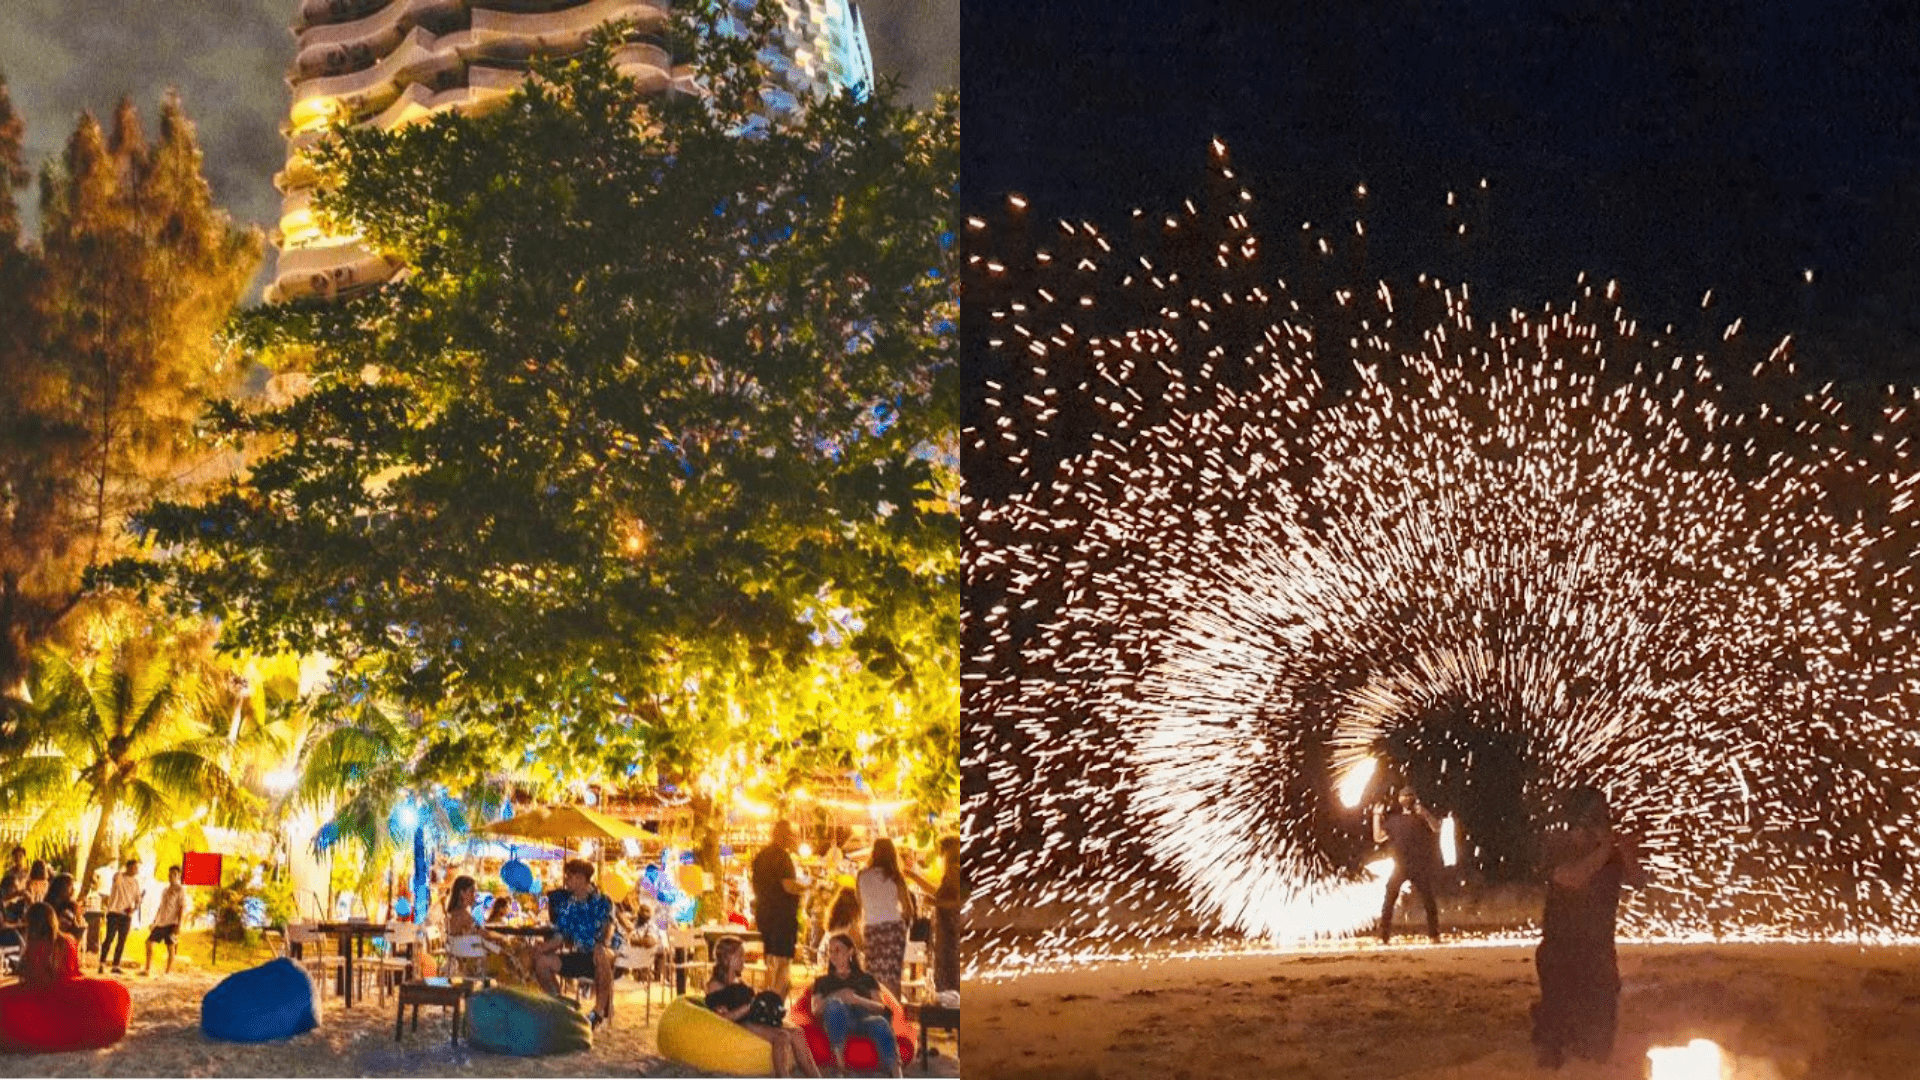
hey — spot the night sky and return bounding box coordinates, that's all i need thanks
[0,0,955,258]
[964,0,1920,383]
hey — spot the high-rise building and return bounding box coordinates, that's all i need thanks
[270,0,874,303]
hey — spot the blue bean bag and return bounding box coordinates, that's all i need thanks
[465,985,592,1056]
[201,958,322,1043]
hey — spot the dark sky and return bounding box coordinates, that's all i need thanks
[0,0,955,242]
[964,0,1920,381]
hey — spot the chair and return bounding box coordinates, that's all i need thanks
[902,940,931,1003]
[612,942,660,1022]
[444,934,495,981]
[372,922,419,1001]
[667,927,710,995]
[0,941,19,977]
[285,924,343,998]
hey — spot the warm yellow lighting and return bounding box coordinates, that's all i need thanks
[797,843,813,857]
[1646,1038,1724,1080]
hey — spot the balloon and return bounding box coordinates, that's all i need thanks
[678,864,709,895]
[501,859,534,894]
[601,866,635,904]
[394,897,412,918]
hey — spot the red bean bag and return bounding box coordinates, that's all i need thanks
[0,976,132,1052]
[791,983,915,1071]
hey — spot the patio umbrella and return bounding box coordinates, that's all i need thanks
[474,804,654,846]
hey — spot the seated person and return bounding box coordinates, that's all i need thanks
[448,875,534,982]
[530,859,620,1026]
[17,902,82,986]
[707,935,820,1079]
[806,933,903,1078]
[42,873,86,938]
[485,892,519,925]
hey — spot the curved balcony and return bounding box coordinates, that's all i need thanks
[295,0,466,77]
[290,25,470,130]
[278,187,323,248]
[269,240,403,303]
[296,0,395,33]
[466,0,665,54]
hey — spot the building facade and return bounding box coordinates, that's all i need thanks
[271,0,875,302]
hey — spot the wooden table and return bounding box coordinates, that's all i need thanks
[314,921,394,1008]
[490,924,559,939]
[909,1003,959,1075]
[394,978,479,1044]
[699,926,761,952]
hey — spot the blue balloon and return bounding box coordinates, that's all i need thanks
[394,897,412,918]
[501,859,534,894]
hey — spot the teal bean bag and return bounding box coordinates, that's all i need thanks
[201,958,321,1043]
[464,985,593,1056]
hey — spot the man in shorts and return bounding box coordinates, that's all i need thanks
[751,819,805,995]
[144,865,187,975]
[532,858,621,1025]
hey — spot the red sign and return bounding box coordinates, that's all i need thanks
[181,852,223,887]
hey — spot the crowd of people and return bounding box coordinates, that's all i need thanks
[0,847,190,980]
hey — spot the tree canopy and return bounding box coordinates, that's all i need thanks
[122,7,958,801]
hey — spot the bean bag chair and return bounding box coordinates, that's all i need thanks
[656,995,774,1076]
[0,976,131,1052]
[201,957,321,1043]
[791,983,915,1071]
[464,985,592,1056]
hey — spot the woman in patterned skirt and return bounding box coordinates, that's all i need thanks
[855,839,915,997]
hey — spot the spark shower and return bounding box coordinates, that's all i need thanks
[963,145,1920,974]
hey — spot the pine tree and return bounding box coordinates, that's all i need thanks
[0,89,260,701]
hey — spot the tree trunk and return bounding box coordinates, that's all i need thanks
[80,779,122,903]
[689,790,725,924]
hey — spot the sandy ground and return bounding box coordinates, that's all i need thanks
[3,971,960,1077]
[965,941,1920,1079]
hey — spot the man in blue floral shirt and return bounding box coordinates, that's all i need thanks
[533,858,622,1025]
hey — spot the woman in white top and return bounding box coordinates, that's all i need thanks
[854,839,914,998]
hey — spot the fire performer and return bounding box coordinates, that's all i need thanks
[1373,785,1443,943]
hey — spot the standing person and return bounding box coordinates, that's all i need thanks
[143,865,187,976]
[751,820,805,997]
[25,859,49,904]
[1531,786,1645,1069]
[927,836,967,995]
[530,859,620,1026]
[856,838,914,998]
[805,933,903,1078]
[1373,785,1443,944]
[98,858,144,974]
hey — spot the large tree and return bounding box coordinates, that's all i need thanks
[126,6,958,792]
[0,85,260,702]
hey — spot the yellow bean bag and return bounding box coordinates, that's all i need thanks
[656,995,774,1077]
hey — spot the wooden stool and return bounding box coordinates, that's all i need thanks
[910,1003,959,1075]
[394,978,479,1044]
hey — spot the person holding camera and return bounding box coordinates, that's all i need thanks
[1373,784,1443,944]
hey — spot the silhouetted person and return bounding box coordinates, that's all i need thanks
[1374,785,1442,943]
[1531,786,1645,1068]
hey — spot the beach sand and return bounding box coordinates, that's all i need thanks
[965,941,1920,1079]
[5,971,960,1077]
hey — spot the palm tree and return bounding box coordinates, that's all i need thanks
[295,695,508,916]
[0,612,248,894]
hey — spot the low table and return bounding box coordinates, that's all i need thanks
[909,1003,959,1075]
[395,978,481,1045]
